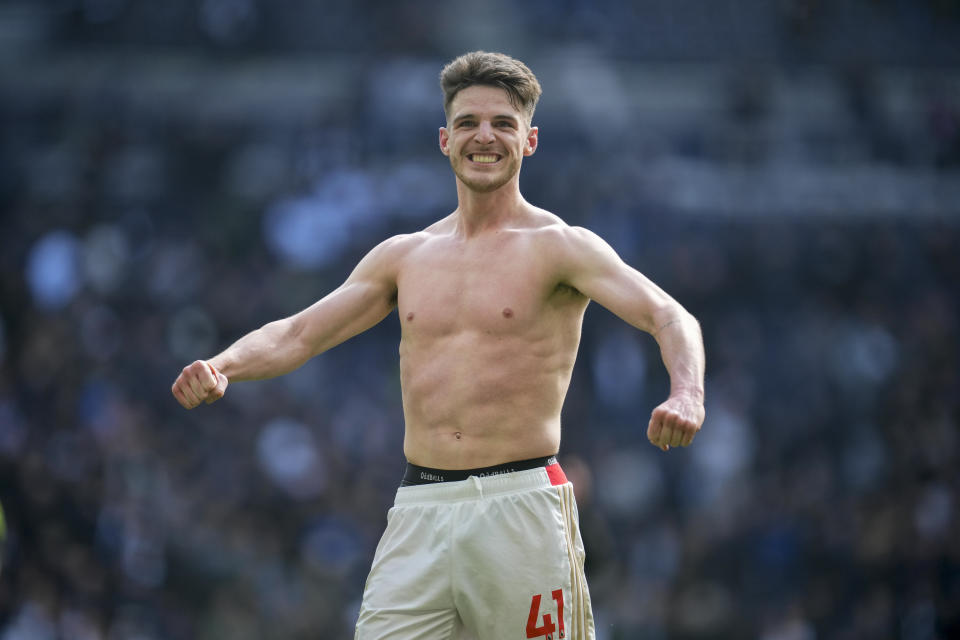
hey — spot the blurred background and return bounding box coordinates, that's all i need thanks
[1,0,959,638]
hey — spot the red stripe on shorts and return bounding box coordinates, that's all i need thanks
[546,462,568,486]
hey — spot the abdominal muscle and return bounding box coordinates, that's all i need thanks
[398,328,577,470]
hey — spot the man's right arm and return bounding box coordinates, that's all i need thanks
[171,235,409,409]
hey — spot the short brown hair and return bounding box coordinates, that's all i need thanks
[440,51,542,124]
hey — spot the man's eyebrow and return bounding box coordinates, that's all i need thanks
[452,113,520,124]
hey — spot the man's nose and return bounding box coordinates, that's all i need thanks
[474,122,495,143]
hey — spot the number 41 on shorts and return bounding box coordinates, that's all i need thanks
[526,589,565,639]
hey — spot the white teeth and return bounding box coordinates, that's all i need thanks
[471,154,499,163]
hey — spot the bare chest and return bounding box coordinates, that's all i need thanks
[397,237,558,337]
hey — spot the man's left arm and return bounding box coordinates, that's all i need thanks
[558,226,705,450]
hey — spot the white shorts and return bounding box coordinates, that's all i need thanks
[355,462,595,639]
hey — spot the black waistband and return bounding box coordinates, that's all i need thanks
[401,455,558,486]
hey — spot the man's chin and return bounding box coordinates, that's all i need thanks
[461,178,508,193]
[453,167,514,194]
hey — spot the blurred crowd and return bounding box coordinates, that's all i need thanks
[1,1,959,639]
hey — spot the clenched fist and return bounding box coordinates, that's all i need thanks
[172,360,228,409]
[647,393,704,451]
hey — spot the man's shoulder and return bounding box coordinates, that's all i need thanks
[356,232,433,279]
[523,205,565,228]
[374,228,436,255]
[518,214,620,284]
[519,209,599,250]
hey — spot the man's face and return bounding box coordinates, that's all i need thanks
[439,85,538,194]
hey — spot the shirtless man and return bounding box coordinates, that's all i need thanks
[172,51,704,639]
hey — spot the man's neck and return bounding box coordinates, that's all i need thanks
[454,180,527,237]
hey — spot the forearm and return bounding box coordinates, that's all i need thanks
[652,307,705,400]
[208,317,312,382]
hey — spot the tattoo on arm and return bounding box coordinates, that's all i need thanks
[654,318,681,337]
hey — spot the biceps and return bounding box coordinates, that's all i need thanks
[294,280,396,355]
[574,264,675,333]
[557,227,679,333]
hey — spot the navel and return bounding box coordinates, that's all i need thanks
[406,312,415,321]
[502,307,514,319]
[454,432,462,440]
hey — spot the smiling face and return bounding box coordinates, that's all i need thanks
[439,85,538,194]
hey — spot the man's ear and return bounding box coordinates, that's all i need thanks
[439,127,450,156]
[524,126,539,157]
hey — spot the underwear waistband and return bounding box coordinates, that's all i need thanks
[402,455,561,486]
